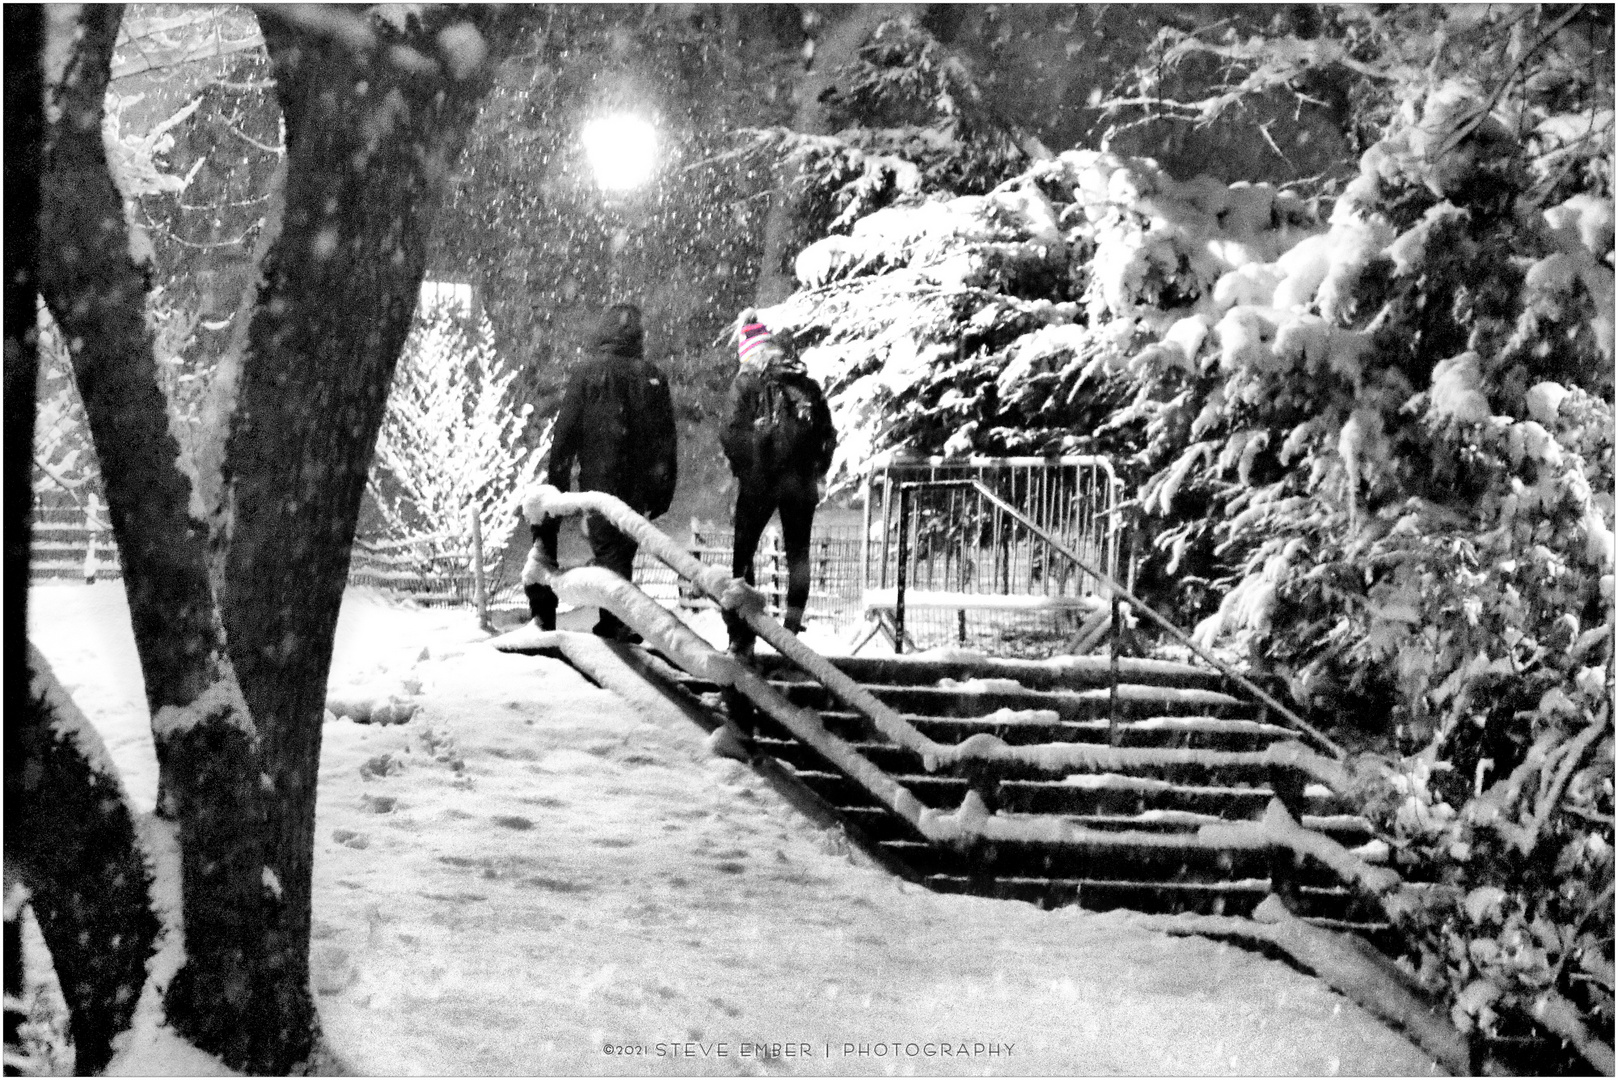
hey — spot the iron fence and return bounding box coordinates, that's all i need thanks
[860,455,1126,656]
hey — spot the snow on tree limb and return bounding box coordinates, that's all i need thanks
[150,673,257,741]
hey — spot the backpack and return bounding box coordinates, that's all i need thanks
[755,367,828,475]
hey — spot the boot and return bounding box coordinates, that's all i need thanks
[724,609,756,658]
[592,610,639,644]
[524,583,557,631]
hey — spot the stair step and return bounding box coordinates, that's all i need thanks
[753,652,1228,692]
[758,736,1296,790]
[829,805,917,842]
[956,851,1274,885]
[635,640,1380,931]
[773,681,1256,723]
[923,874,1272,916]
[807,709,1297,751]
[997,776,1276,818]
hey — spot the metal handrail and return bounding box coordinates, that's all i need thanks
[519,485,1354,839]
[896,479,1345,760]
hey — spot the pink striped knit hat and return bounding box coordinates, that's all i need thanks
[738,317,773,363]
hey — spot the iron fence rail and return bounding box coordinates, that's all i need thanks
[860,455,1124,655]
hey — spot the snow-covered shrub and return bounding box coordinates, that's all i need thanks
[767,77,1613,1059]
[366,304,545,568]
[762,145,1324,484]
[1112,86,1614,1055]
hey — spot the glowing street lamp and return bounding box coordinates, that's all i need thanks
[581,113,658,191]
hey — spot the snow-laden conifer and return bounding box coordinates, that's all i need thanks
[367,303,545,571]
[764,71,1613,1064]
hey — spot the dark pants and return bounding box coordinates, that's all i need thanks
[524,511,638,635]
[726,470,818,649]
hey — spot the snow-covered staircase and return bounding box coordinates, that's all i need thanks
[640,648,1386,934]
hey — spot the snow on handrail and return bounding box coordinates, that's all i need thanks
[519,485,1353,849]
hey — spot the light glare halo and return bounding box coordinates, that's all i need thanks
[581,113,658,191]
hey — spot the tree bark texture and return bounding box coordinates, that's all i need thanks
[2,0,42,643]
[36,2,243,749]
[26,4,504,1072]
[33,6,272,1070]
[7,8,137,1074]
[8,8,161,1074]
[197,7,502,1070]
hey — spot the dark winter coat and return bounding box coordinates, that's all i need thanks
[546,305,678,518]
[719,354,836,482]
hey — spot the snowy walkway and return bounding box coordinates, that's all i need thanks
[26,583,1441,1076]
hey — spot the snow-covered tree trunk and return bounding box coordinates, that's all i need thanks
[12,651,161,1075]
[19,4,505,1072]
[4,11,156,1077]
[209,18,498,1065]
[33,4,278,1067]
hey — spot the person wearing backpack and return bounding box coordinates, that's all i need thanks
[718,311,836,655]
[524,301,678,641]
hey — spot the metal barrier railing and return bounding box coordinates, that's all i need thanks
[865,455,1123,596]
[860,455,1125,655]
[894,479,1344,759]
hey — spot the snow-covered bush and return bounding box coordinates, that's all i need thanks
[766,79,1613,1061]
[763,143,1323,483]
[366,304,546,567]
[1124,86,1614,1058]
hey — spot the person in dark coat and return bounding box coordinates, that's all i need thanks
[526,302,678,640]
[719,311,836,654]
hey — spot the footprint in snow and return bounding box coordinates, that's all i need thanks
[492,814,535,831]
[332,829,371,850]
[361,794,397,814]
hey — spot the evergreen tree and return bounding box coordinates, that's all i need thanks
[367,303,546,566]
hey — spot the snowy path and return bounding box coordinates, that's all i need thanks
[25,583,1441,1076]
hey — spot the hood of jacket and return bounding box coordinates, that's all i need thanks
[590,302,644,359]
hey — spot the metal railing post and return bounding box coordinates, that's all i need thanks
[895,485,912,655]
[1108,592,1121,743]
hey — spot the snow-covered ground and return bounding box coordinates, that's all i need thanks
[23,582,1442,1076]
